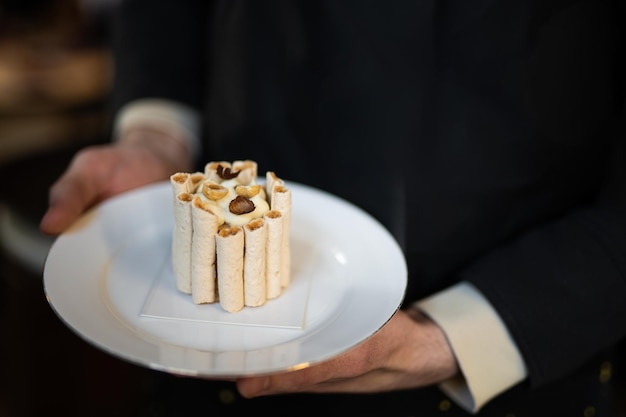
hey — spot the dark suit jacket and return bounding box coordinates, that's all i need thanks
[111,0,626,415]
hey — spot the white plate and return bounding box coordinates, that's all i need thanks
[43,181,406,377]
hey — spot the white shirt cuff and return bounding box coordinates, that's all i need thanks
[414,281,527,413]
[112,98,202,159]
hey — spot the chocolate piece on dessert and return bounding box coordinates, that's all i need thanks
[229,195,255,215]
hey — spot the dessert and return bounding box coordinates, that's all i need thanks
[170,160,291,312]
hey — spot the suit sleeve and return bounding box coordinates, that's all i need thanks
[463,125,626,387]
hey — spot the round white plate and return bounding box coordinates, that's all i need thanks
[43,181,406,377]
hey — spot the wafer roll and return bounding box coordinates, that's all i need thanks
[172,192,193,294]
[205,161,232,183]
[264,210,283,299]
[188,172,206,193]
[243,218,267,307]
[233,160,257,176]
[191,196,219,304]
[272,185,292,287]
[233,160,257,185]
[170,172,191,197]
[265,171,284,206]
[216,226,245,312]
[170,172,206,195]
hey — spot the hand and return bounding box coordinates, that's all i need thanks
[236,308,459,398]
[40,127,193,235]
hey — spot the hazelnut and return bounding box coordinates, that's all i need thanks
[202,182,228,200]
[229,195,255,215]
[235,184,261,198]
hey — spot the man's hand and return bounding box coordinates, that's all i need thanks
[236,309,459,398]
[40,127,193,235]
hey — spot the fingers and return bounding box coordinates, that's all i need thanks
[39,145,118,235]
[39,127,194,236]
[39,157,101,236]
[237,367,389,398]
[237,376,271,397]
[237,352,371,398]
[235,310,460,398]
[39,141,189,235]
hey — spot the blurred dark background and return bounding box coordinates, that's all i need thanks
[0,1,151,416]
[0,1,625,416]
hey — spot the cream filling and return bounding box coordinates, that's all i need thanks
[196,178,270,227]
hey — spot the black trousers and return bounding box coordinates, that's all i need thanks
[139,353,622,417]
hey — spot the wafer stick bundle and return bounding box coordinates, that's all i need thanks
[169,160,292,312]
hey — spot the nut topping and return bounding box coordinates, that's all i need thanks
[229,195,255,215]
[217,164,240,180]
[235,184,261,198]
[202,182,228,200]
